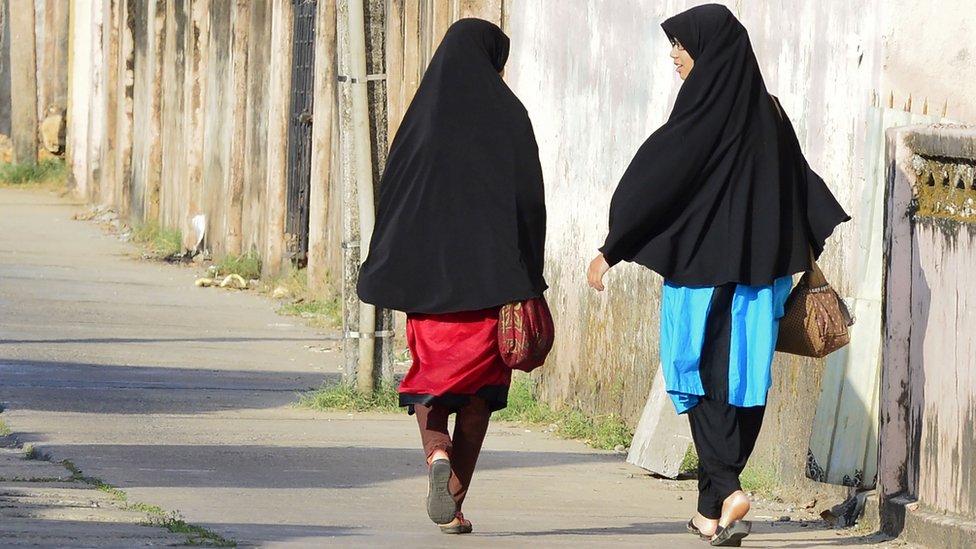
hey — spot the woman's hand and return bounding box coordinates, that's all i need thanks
[587,254,611,291]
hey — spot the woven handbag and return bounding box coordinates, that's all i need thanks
[776,259,854,358]
[497,296,555,372]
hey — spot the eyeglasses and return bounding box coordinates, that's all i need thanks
[670,39,686,51]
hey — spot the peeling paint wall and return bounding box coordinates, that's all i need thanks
[503,0,880,425]
[914,219,976,518]
[501,0,976,493]
[883,126,976,527]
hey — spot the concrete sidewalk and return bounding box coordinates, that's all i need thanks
[0,185,921,548]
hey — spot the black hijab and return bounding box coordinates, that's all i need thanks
[599,4,849,286]
[357,19,547,314]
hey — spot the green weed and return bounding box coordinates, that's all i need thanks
[298,381,401,413]
[493,375,557,424]
[0,416,10,437]
[263,268,342,327]
[144,511,236,547]
[213,248,262,280]
[131,222,183,258]
[277,298,341,328]
[495,376,634,451]
[739,464,777,496]
[680,445,700,475]
[298,375,634,451]
[63,460,234,545]
[0,159,66,185]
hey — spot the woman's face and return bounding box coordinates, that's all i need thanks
[670,39,694,80]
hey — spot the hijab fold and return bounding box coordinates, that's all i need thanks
[600,4,849,287]
[357,19,547,314]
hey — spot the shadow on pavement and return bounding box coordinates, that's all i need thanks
[0,358,339,414]
[11,443,617,490]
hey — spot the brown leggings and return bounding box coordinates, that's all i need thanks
[414,397,492,509]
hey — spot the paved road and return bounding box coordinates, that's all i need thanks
[0,186,920,548]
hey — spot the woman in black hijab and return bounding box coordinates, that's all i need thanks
[587,5,848,546]
[358,18,546,534]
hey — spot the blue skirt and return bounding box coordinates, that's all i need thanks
[660,276,793,414]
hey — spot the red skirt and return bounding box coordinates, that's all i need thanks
[399,308,511,412]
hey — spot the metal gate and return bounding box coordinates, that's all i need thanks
[285,0,317,263]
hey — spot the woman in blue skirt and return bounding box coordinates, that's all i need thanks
[587,5,849,546]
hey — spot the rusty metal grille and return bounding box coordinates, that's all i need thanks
[285,0,317,261]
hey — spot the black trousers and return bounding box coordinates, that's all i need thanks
[687,396,765,519]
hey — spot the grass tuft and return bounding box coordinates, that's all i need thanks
[298,381,400,413]
[131,222,183,258]
[677,446,776,495]
[277,298,341,328]
[298,375,634,451]
[213,249,262,280]
[492,375,633,451]
[63,459,235,546]
[739,464,777,496]
[144,511,237,547]
[0,416,10,437]
[0,159,66,186]
[679,445,700,475]
[264,268,341,327]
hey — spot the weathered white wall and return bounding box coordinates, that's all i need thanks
[881,126,976,545]
[503,0,976,492]
[66,0,94,196]
[913,220,976,518]
[504,0,881,422]
[881,0,976,122]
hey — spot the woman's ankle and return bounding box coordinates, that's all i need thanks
[693,512,719,536]
[718,490,751,527]
[427,449,449,464]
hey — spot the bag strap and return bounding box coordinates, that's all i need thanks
[807,247,828,288]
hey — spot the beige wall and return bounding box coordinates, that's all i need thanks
[502,0,976,493]
[66,0,295,276]
[881,0,976,123]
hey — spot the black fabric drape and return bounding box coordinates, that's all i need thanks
[357,19,546,314]
[599,4,849,286]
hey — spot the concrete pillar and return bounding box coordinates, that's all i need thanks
[115,0,135,217]
[39,0,68,113]
[99,0,120,207]
[225,0,250,256]
[263,0,292,277]
[241,1,272,257]
[143,0,165,223]
[9,0,38,164]
[158,0,188,232]
[306,0,338,291]
[182,0,209,251]
[85,0,106,204]
[129,0,165,221]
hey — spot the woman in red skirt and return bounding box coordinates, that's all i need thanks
[357,19,547,534]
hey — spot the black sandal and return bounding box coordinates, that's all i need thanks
[426,458,457,524]
[710,520,751,546]
[686,518,712,541]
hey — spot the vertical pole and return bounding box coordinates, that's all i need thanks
[348,0,376,394]
[9,0,38,165]
[337,0,376,394]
